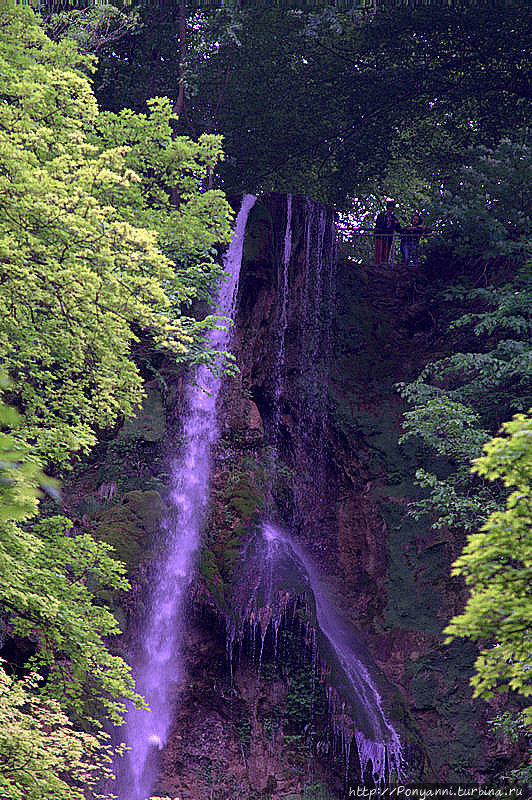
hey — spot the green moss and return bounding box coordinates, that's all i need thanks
[227,473,262,519]
[285,667,326,730]
[93,490,167,570]
[405,643,486,779]
[96,437,165,493]
[199,547,227,609]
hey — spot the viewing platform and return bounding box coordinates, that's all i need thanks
[340,229,433,266]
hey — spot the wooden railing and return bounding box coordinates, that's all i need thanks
[341,229,433,265]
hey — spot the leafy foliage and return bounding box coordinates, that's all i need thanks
[0,380,141,724]
[429,137,531,261]
[396,133,532,757]
[43,3,139,56]
[397,134,531,531]
[397,271,531,530]
[0,382,145,800]
[94,4,531,206]
[445,413,532,725]
[0,7,235,794]
[0,664,118,800]
[0,5,232,467]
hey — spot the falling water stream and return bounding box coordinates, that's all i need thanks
[117,194,405,797]
[227,521,404,785]
[227,196,404,785]
[115,194,256,800]
[270,522,403,782]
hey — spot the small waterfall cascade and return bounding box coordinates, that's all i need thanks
[115,194,256,800]
[264,195,337,531]
[272,193,292,442]
[225,196,404,785]
[228,522,404,785]
[294,201,337,537]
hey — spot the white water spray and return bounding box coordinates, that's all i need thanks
[262,522,404,783]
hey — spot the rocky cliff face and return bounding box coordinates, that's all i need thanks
[67,194,518,799]
[172,194,511,797]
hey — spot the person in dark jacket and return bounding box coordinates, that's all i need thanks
[374,200,402,264]
[400,213,428,265]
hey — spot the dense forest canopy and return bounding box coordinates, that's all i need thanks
[93,1,531,206]
[0,1,530,798]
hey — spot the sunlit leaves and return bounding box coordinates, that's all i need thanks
[0,379,142,724]
[0,664,118,800]
[445,413,532,726]
[0,5,232,467]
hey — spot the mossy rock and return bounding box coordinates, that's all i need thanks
[227,474,262,520]
[119,385,166,442]
[411,669,439,710]
[199,548,227,609]
[93,490,167,569]
[77,495,105,516]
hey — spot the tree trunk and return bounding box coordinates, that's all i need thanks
[175,0,187,117]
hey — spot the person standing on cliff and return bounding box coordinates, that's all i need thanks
[401,212,429,265]
[374,200,402,265]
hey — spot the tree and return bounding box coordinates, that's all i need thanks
[0,665,118,800]
[43,3,139,56]
[428,136,531,262]
[0,7,234,793]
[396,135,532,779]
[397,134,531,533]
[444,412,532,726]
[94,3,531,206]
[0,5,232,467]
[0,378,137,796]
[0,375,142,723]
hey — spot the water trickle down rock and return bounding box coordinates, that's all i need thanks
[227,522,405,785]
[225,197,404,786]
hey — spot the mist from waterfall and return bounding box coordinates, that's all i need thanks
[115,194,256,800]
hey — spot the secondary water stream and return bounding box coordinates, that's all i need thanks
[228,521,404,784]
[115,194,256,800]
[227,196,403,784]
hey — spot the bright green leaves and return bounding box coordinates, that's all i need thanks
[399,395,488,469]
[90,97,233,302]
[0,383,143,800]
[474,413,532,491]
[0,6,235,793]
[0,377,53,525]
[0,379,142,724]
[445,413,532,725]
[8,516,139,725]
[0,665,118,800]
[0,5,232,468]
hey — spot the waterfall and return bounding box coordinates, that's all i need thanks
[229,522,404,785]
[294,202,337,537]
[260,524,404,784]
[226,196,404,786]
[273,193,292,441]
[115,194,256,800]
